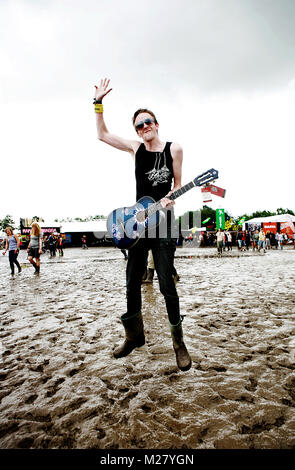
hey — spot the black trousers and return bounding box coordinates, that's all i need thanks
[9,250,21,275]
[126,238,180,325]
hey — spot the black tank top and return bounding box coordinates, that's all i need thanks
[135,142,173,201]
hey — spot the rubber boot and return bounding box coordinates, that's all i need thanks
[143,268,154,283]
[113,311,145,358]
[34,265,40,275]
[170,316,191,371]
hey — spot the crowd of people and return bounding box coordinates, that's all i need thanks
[198,228,294,252]
[43,232,64,257]
[1,225,66,279]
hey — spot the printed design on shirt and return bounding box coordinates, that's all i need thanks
[145,151,171,186]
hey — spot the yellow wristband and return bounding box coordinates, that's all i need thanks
[94,104,104,113]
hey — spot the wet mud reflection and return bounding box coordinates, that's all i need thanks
[0,247,295,449]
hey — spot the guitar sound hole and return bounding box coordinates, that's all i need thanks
[135,211,146,223]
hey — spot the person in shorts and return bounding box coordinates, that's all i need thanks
[27,222,43,275]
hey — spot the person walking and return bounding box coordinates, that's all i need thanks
[27,222,43,275]
[142,249,180,284]
[237,229,243,251]
[225,231,232,251]
[57,234,64,256]
[216,228,224,257]
[275,231,283,250]
[252,229,259,251]
[94,77,191,371]
[81,235,88,249]
[2,227,21,279]
[258,228,266,253]
[142,250,155,284]
[265,231,271,250]
[48,233,56,257]
[245,230,251,250]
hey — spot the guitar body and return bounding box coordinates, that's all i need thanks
[107,168,219,250]
[106,196,161,249]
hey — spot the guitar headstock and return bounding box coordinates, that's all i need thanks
[193,168,218,187]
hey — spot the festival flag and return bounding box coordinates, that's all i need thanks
[209,184,226,198]
[202,217,211,224]
[201,186,212,203]
[216,209,225,229]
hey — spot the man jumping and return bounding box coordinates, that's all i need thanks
[94,78,191,371]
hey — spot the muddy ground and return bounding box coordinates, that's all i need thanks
[0,245,294,449]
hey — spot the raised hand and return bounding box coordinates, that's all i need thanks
[94,78,112,102]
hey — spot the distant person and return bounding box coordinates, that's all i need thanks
[2,227,21,279]
[142,250,155,283]
[225,231,232,251]
[216,228,224,257]
[142,249,180,284]
[237,230,243,251]
[57,234,64,256]
[241,231,246,251]
[275,231,283,250]
[258,229,266,252]
[245,230,251,250]
[82,234,88,249]
[265,231,271,250]
[48,233,56,257]
[27,222,43,275]
[270,231,276,249]
[252,230,259,251]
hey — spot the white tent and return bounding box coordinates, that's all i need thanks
[243,214,295,233]
[60,220,107,233]
[245,214,295,224]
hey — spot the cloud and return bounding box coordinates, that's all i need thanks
[0,0,295,221]
[1,0,295,104]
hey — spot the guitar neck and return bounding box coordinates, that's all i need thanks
[148,180,196,217]
[146,168,218,217]
[169,181,196,201]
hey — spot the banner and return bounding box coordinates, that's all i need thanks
[201,186,212,203]
[209,184,226,198]
[216,209,225,230]
[263,223,277,234]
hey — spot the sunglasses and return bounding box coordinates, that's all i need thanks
[135,118,154,131]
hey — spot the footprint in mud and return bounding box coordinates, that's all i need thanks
[24,394,38,404]
[240,416,285,434]
[0,371,10,381]
[67,363,85,377]
[119,391,138,407]
[56,397,88,418]
[0,421,19,439]
[245,377,258,392]
[16,437,35,448]
[29,364,44,373]
[46,378,65,397]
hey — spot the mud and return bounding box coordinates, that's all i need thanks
[0,246,294,449]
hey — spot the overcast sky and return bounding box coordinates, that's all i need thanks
[1,0,295,225]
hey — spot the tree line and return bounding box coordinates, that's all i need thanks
[1,208,294,232]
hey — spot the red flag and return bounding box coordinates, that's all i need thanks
[209,184,226,198]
